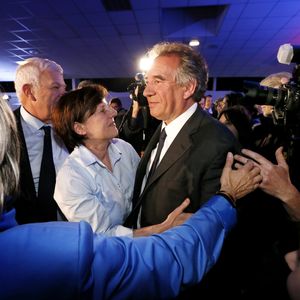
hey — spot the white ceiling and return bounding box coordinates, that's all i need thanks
[1,0,300,81]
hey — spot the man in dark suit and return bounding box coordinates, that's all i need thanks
[13,57,69,223]
[125,42,239,228]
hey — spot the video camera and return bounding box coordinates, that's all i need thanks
[243,44,300,174]
[244,44,300,129]
[127,73,148,107]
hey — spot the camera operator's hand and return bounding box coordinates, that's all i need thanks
[219,152,262,204]
[131,97,140,119]
[234,147,300,221]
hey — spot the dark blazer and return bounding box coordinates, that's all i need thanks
[126,106,240,227]
[13,107,67,223]
[14,107,42,223]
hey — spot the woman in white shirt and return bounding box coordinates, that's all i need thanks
[52,85,190,237]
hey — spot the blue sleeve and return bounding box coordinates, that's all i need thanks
[89,195,236,299]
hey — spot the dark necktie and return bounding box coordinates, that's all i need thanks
[147,128,167,182]
[124,128,167,228]
[37,126,58,221]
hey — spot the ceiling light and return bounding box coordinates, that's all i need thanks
[16,60,26,65]
[2,94,10,101]
[189,39,200,47]
[28,49,40,55]
[139,56,153,72]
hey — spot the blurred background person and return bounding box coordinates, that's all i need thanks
[77,79,94,89]
[203,94,214,115]
[198,96,206,109]
[218,105,255,149]
[119,82,160,157]
[252,71,292,162]
[214,97,226,118]
[13,57,69,224]
[109,97,127,129]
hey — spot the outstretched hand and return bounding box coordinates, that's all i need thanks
[133,199,192,237]
[220,152,262,203]
[234,147,293,200]
[162,198,192,228]
[234,147,300,220]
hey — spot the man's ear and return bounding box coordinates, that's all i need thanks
[22,84,35,100]
[73,122,86,136]
[183,79,197,100]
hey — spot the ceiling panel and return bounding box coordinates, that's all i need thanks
[1,0,300,81]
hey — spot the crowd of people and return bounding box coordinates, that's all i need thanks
[1,41,300,300]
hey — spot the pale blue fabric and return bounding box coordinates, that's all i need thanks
[54,138,140,236]
[20,106,69,194]
[0,195,236,300]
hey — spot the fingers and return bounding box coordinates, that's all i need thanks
[275,147,288,169]
[253,173,263,186]
[234,153,249,165]
[234,157,257,171]
[168,198,190,217]
[241,149,269,166]
[234,154,260,169]
[225,152,234,169]
[221,152,233,178]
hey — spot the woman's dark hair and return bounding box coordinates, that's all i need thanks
[218,105,254,149]
[52,85,107,150]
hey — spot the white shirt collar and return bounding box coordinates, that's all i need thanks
[74,140,122,168]
[20,106,51,131]
[162,102,197,145]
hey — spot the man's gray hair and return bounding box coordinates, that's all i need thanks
[147,42,208,100]
[14,57,63,99]
[260,72,292,88]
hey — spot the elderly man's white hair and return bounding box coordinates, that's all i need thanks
[260,72,292,88]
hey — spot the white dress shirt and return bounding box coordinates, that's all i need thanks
[20,106,69,194]
[137,103,198,227]
[144,102,198,186]
[54,139,140,237]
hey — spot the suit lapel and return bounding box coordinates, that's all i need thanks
[127,107,206,226]
[14,107,37,200]
[144,106,205,190]
[131,124,162,206]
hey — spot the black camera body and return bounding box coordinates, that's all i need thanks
[127,73,148,107]
[244,73,300,129]
[244,44,300,177]
[244,44,300,131]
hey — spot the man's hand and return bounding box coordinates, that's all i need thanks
[220,152,262,203]
[133,199,192,237]
[234,147,300,220]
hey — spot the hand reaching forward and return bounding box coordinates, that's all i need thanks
[234,147,300,221]
[133,199,192,237]
[220,152,262,204]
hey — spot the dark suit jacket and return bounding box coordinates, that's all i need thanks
[13,107,67,223]
[126,106,239,227]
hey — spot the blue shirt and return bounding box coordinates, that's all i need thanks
[20,106,69,194]
[0,195,237,300]
[54,138,140,236]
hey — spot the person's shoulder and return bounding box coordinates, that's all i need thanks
[112,138,140,156]
[0,221,93,297]
[119,108,127,113]
[111,138,132,151]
